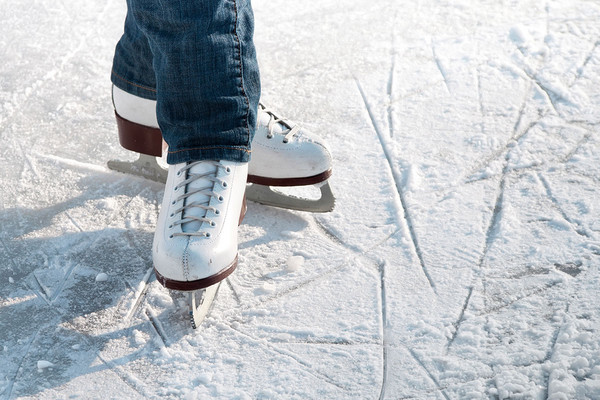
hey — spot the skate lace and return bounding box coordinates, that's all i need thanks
[258,103,301,143]
[171,161,229,238]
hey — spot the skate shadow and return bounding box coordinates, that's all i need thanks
[0,289,188,399]
[0,157,313,398]
[239,201,311,250]
[0,160,168,397]
[0,221,194,399]
[0,166,164,242]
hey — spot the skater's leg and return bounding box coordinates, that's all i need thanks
[111,6,157,100]
[109,0,334,213]
[111,0,260,296]
[112,0,260,164]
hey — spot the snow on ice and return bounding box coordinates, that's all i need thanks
[286,255,305,272]
[1,0,600,399]
[36,361,54,371]
[94,273,108,282]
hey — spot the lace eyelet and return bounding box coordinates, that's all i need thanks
[283,139,289,144]
[210,221,216,227]
[206,233,211,238]
[226,167,231,173]
[168,224,173,229]
[266,134,273,139]
[218,196,224,202]
[215,209,221,215]
[222,181,228,188]
[169,234,174,239]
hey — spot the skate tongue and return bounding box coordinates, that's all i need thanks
[181,161,218,233]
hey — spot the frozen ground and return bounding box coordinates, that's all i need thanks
[1,0,600,398]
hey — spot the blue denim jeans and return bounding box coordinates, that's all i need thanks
[111,0,260,164]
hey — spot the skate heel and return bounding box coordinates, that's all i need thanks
[115,111,164,156]
[108,112,168,182]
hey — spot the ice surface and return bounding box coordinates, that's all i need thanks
[1,0,600,399]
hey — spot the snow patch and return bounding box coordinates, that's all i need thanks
[37,360,54,370]
[509,26,532,45]
[132,329,149,346]
[547,218,571,231]
[255,283,276,296]
[95,272,109,282]
[195,371,213,385]
[509,25,548,56]
[286,255,304,272]
[281,230,303,239]
[402,164,422,192]
[97,198,118,211]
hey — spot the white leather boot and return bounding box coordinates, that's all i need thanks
[249,103,332,186]
[153,160,248,290]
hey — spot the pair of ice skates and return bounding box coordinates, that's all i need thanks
[108,87,334,328]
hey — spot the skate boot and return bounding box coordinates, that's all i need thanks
[107,88,167,182]
[153,160,248,328]
[246,103,334,212]
[108,85,335,212]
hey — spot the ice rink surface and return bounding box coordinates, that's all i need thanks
[1,0,600,398]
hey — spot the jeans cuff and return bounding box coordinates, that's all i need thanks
[111,70,157,101]
[166,146,251,164]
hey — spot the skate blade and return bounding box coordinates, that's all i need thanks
[108,155,335,212]
[107,153,167,183]
[188,282,221,329]
[246,181,335,213]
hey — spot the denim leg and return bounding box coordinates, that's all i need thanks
[111,8,157,100]
[111,0,260,164]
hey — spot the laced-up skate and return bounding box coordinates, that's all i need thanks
[153,160,247,328]
[108,85,334,328]
[246,104,334,212]
[108,85,335,212]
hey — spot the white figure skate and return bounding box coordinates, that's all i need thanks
[153,160,247,329]
[107,86,334,328]
[108,86,335,213]
[245,103,334,212]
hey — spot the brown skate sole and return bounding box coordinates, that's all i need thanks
[155,257,237,291]
[247,169,332,187]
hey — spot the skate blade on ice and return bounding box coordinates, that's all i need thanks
[245,181,335,213]
[107,153,167,183]
[108,154,335,212]
[188,282,221,329]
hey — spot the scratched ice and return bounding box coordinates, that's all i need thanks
[1,0,599,399]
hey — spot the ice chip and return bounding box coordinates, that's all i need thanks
[286,255,305,272]
[37,360,54,370]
